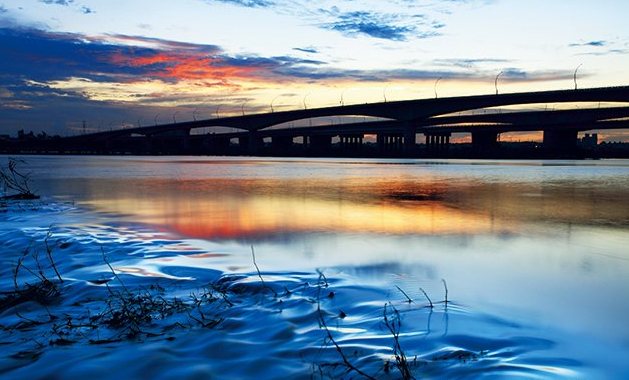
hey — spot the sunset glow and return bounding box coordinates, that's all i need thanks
[1,0,628,140]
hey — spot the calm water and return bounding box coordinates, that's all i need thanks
[2,155,629,379]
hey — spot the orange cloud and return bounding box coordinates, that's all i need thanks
[109,51,265,83]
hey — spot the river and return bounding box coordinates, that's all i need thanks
[1,155,628,379]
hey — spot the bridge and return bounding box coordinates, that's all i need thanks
[60,85,629,157]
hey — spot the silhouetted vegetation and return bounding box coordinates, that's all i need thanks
[0,157,39,200]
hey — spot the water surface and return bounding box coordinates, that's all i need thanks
[1,156,628,379]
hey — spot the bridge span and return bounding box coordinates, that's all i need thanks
[60,85,629,157]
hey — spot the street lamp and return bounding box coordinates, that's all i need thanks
[495,71,504,95]
[154,114,160,126]
[434,77,443,99]
[574,63,583,90]
[241,100,248,116]
[270,96,279,113]
[172,111,178,123]
[303,93,310,110]
[215,105,221,119]
[192,108,199,121]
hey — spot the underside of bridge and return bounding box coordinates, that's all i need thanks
[55,125,610,159]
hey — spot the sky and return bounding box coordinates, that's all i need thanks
[1,0,629,139]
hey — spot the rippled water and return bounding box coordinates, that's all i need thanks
[1,155,629,379]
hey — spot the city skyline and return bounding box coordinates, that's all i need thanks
[1,0,629,140]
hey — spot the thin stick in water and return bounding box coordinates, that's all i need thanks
[251,246,278,297]
[395,285,413,303]
[419,288,433,309]
[442,279,448,307]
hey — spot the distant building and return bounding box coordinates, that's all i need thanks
[580,133,598,149]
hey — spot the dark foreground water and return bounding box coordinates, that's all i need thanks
[1,155,629,379]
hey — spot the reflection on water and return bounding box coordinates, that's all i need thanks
[4,155,629,379]
[44,166,629,240]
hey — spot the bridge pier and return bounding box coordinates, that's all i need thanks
[424,133,451,157]
[309,135,332,156]
[142,136,153,154]
[183,131,191,153]
[377,134,404,156]
[247,131,263,155]
[471,131,499,155]
[403,121,417,157]
[543,129,578,155]
[208,135,231,155]
[271,136,293,156]
[339,134,363,155]
[238,135,249,154]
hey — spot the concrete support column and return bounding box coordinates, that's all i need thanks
[310,135,332,156]
[212,136,231,155]
[247,130,263,155]
[272,135,292,155]
[543,129,578,154]
[182,129,191,152]
[403,121,417,157]
[472,131,499,152]
[339,134,363,155]
[238,135,249,154]
[377,134,385,156]
[424,134,433,155]
[143,136,152,153]
[424,133,451,157]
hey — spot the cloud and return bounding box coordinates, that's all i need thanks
[569,39,629,56]
[569,40,606,47]
[0,26,571,95]
[433,58,512,69]
[0,28,323,92]
[0,5,7,13]
[321,11,421,41]
[293,47,319,54]
[575,49,629,57]
[202,0,274,8]
[39,0,74,5]
[81,6,93,14]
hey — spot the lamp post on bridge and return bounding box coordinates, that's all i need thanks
[303,93,310,110]
[241,100,248,116]
[172,111,178,123]
[192,108,199,121]
[495,71,504,95]
[574,63,583,90]
[154,114,160,126]
[270,96,279,113]
[434,77,443,99]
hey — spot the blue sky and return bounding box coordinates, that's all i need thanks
[1,0,628,138]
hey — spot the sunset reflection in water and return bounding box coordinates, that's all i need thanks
[78,175,628,241]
